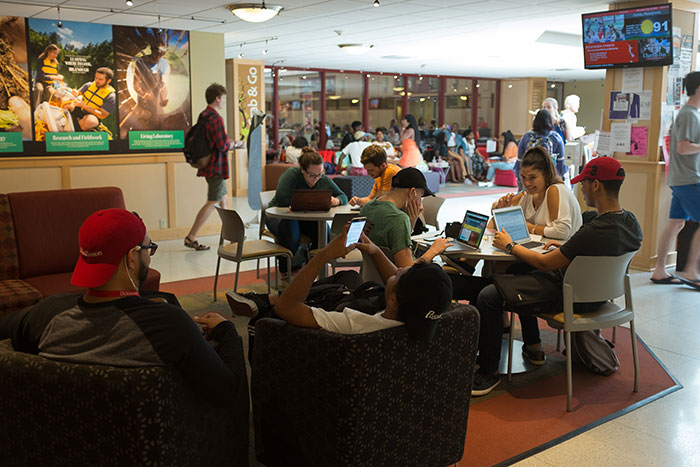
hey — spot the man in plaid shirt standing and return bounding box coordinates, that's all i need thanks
[185,83,231,251]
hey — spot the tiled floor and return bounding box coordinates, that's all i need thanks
[151,183,700,466]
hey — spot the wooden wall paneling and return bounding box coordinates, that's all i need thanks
[61,166,71,189]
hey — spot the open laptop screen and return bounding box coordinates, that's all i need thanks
[458,210,490,248]
[492,206,530,242]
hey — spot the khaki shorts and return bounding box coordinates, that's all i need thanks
[206,176,227,202]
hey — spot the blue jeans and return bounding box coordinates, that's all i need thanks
[266,217,320,273]
[475,284,542,374]
[486,161,515,181]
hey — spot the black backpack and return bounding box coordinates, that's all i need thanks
[184,117,212,169]
[305,281,386,315]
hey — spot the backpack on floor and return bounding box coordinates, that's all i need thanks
[569,329,620,376]
[184,117,212,169]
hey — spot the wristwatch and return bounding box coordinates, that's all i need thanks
[505,242,516,254]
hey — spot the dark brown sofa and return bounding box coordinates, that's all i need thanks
[0,187,160,316]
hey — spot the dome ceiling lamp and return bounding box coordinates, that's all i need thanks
[227,2,283,23]
[338,43,374,55]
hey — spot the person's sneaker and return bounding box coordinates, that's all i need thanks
[478,181,494,187]
[521,344,546,366]
[471,369,500,396]
[226,291,268,318]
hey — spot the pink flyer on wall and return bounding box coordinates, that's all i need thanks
[627,126,648,156]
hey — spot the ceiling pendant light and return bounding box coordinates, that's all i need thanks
[373,0,380,7]
[57,6,62,28]
[125,0,134,6]
[262,39,269,55]
[227,2,283,23]
[338,43,373,55]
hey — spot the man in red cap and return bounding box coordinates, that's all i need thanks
[470,157,642,396]
[0,208,244,408]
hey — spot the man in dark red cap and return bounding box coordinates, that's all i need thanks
[470,157,642,396]
[0,209,244,408]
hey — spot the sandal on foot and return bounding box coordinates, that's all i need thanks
[678,277,700,291]
[184,237,210,251]
[650,274,683,285]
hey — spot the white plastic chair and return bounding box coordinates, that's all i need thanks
[422,196,445,232]
[506,250,639,411]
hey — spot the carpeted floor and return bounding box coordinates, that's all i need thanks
[164,275,680,466]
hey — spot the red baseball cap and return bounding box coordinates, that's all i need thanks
[71,209,146,288]
[571,157,626,184]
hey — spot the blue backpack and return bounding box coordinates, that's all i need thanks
[526,132,554,157]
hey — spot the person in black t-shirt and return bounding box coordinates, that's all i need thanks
[471,157,642,396]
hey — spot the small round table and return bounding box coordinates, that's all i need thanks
[265,205,356,278]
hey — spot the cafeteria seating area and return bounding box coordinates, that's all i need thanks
[149,186,700,466]
[2,0,700,465]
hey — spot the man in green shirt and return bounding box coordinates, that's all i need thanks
[360,167,450,268]
[267,148,348,272]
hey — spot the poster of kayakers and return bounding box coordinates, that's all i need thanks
[27,18,116,142]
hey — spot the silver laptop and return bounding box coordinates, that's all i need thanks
[491,206,543,249]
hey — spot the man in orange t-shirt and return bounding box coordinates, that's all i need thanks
[349,145,401,207]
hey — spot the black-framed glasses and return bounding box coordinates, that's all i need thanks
[304,169,324,179]
[135,242,158,256]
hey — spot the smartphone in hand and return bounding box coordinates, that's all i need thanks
[345,217,367,247]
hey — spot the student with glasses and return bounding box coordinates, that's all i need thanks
[268,147,348,273]
[0,208,245,408]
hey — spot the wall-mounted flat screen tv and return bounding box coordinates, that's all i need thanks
[582,3,672,70]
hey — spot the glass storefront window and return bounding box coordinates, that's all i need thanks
[278,70,320,148]
[325,72,363,148]
[476,79,497,138]
[407,76,438,130]
[445,78,472,134]
[368,74,402,133]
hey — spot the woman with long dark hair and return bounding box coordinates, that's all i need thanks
[514,109,566,187]
[492,146,581,239]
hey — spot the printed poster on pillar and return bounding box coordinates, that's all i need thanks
[0,15,192,157]
[236,62,263,141]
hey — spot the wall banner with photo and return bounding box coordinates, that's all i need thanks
[0,16,192,157]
